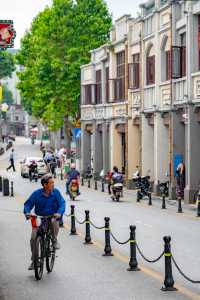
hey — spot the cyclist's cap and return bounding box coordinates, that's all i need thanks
[41,173,53,186]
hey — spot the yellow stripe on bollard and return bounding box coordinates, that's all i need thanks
[164,252,172,257]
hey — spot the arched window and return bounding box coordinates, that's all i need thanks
[146,43,155,85]
[161,35,171,82]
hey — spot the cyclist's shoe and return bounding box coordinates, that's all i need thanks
[28,262,34,270]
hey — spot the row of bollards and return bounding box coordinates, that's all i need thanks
[81,177,200,217]
[81,178,106,193]
[0,175,14,197]
[67,205,176,292]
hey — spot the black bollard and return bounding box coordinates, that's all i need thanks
[177,198,183,213]
[127,225,140,271]
[84,210,93,244]
[60,168,63,181]
[161,236,177,291]
[137,191,141,202]
[81,177,84,186]
[70,205,77,235]
[0,176,2,192]
[108,183,111,195]
[197,192,200,217]
[103,217,113,256]
[162,195,166,209]
[3,178,9,196]
[95,181,98,190]
[10,181,14,197]
[101,181,105,192]
[148,192,152,205]
[88,179,91,188]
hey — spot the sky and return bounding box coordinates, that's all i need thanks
[1,0,143,49]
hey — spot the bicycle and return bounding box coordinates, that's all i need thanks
[29,215,57,280]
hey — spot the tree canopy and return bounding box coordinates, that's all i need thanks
[2,84,14,105]
[16,0,112,131]
[0,51,15,80]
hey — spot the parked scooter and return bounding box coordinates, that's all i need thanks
[111,182,123,202]
[69,179,79,201]
[159,181,169,197]
[133,175,151,201]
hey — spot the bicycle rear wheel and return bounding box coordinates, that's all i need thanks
[46,236,56,273]
[33,235,44,280]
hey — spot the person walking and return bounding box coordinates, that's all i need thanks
[176,160,185,200]
[6,149,16,172]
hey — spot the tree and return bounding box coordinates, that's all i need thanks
[16,0,112,136]
[0,51,15,79]
[2,84,14,105]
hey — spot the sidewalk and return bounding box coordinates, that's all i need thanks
[80,178,198,218]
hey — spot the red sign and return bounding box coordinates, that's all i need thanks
[0,20,16,50]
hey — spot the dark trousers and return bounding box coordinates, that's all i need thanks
[7,159,15,171]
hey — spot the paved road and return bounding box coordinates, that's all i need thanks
[0,137,199,300]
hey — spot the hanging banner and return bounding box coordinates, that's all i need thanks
[0,20,16,50]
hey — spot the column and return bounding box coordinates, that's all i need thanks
[93,124,103,177]
[81,123,91,174]
[154,113,169,191]
[141,114,154,178]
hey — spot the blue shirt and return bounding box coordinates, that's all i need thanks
[24,188,66,216]
[67,169,80,181]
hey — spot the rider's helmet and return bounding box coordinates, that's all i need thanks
[71,163,76,169]
[113,166,118,173]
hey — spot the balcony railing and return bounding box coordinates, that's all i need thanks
[144,86,155,111]
[173,78,187,104]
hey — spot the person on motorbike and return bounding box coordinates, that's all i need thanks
[66,163,80,195]
[111,166,123,197]
[29,160,38,182]
[24,174,66,270]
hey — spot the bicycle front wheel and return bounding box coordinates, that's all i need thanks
[33,235,44,280]
[46,236,56,273]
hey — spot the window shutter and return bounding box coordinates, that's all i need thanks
[181,46,186,77]
[166,50,171,81]
[172,46,181,79]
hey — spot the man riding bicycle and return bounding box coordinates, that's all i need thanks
[24,174,66,270]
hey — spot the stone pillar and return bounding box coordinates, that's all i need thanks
[154,113,169,192]
[184,4,196,203]
[102,123,110,174]
[170,111,185,199]
[93,125,103,177]
[81,123,92,174]
[141,115,154,178]
[128,118,140,187]
[185,107,200,203]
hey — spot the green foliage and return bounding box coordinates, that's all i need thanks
[16,0,112,131]
[0,51,15,79]
[2,84,14,105]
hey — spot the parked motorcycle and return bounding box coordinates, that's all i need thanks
[69,179,79,201]
[133,175,151,201]
[159,181,169,197]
